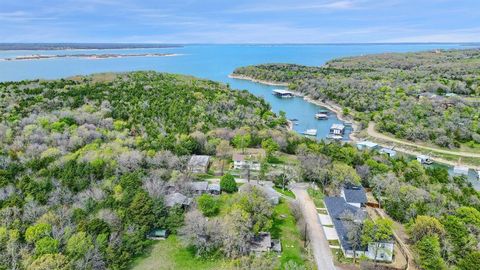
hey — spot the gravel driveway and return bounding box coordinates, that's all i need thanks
[291,184,336,270]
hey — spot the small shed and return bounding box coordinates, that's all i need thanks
[250,232,281,253]
[417,155,433,165]
[147,229,168,240]
[379,147,397,157]
[188,155,211,173]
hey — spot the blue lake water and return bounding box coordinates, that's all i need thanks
[1,44,478,185]
[0,44,470,139]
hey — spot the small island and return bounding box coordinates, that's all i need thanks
[1,53,179,61]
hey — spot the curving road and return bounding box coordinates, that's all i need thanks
[291,184,336,270]
[367,122,480,158]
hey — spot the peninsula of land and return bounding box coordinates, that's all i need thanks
[1,53,179,61]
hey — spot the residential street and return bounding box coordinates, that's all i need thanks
[291,183,336,270]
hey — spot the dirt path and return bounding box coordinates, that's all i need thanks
[291,184,336,270]
[367,122,480,170]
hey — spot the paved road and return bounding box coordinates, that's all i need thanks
[291,184,336,270]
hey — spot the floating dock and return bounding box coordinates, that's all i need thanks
[272,89,294,98]
[315,113,328,120]
[303,129,317,136]
[329,123,345,135]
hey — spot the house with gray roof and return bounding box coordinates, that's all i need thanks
[189,181,209,194]
[188,155,211,173]
[324,195,394,262]
[165,192,191,208]
[341,184,368,208]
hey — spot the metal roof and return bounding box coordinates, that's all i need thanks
[190,181,209,191]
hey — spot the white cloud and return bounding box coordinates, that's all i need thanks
[229,0,363,13]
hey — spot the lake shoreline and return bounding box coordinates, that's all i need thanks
[229,73,358,141]
[228,74,289,86]
[229,73,480,174]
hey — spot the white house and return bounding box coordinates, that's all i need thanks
[233,153,261,171]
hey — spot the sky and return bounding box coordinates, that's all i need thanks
[1,0,479,43]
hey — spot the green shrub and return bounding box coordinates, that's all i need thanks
[220,173,237,193]
[197,194,220,217]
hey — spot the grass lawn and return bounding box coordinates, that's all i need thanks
[133,197,315,270]
[274,187,296,199]
[132,236,233,270]
[271,200,315,269]
[307,187,325,208]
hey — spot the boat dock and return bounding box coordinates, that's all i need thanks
[272,89,294,98]
[315,112,328,120]
[303,129,317,136]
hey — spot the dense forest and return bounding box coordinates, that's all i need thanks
[0,72,288,269]
[233,49,480,149]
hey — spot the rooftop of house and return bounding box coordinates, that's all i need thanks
[357,141,378,148]
[343,184,368,204]
[250,232,272,252]
[188,155,210,168]
[233,153,246,161]
[190,181,209,191]
[324,196,367,252]
[165,192,190,207]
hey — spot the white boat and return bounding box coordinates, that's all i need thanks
[477,170,480,180]
[315,113,328,120]
[303,129,317,136]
